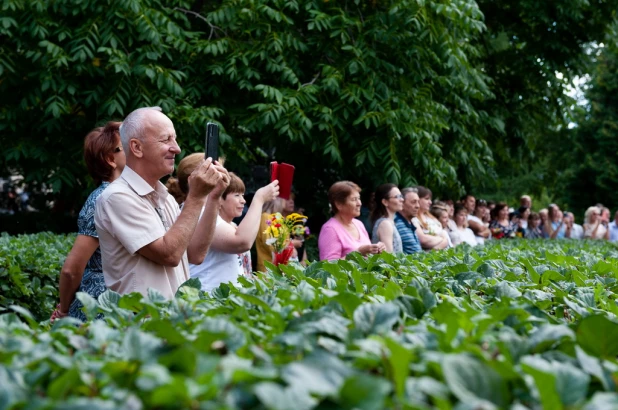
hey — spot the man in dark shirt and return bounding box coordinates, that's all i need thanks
[394,187,422,254]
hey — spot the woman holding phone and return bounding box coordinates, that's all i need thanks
[168,154,279,291]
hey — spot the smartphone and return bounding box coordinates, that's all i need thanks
[270,161,295,200]
[205,122,219,161]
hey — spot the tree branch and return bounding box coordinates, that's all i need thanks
[301,74,320,87]
[173,7,223,40]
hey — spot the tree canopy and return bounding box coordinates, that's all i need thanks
[1,0,617,212]
[552,24,618,215]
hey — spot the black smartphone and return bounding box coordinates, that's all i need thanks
[205,122,219,161]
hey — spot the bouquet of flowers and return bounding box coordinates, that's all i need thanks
[491,228,505,240]
[491,226,516,239]
[263,212,308,265]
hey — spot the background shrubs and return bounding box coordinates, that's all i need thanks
[0,232,74,320]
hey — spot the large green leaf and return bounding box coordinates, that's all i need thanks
[281,352,352,397]
[442,354,509,408]
[338,374,392,410]
[254,382,317,410]
[521,356,590,407]
[353,302,401,335]
[576,315,618,358]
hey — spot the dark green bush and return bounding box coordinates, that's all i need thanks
[0,232,74,320]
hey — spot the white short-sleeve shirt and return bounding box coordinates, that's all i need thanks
[95,166,189,299]
[190,215,245,293]
[467,215,486,245]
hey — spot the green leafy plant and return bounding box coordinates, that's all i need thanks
[3,238,618,408]
[0,232,74,320]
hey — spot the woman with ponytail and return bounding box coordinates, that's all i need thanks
[370,183,404,253]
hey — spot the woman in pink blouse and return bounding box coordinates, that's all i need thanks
[319,181,386,260]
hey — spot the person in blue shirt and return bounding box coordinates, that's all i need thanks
[394,187,423,254]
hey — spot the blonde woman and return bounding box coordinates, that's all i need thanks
[412,186,450,250]
[584,206,609,240]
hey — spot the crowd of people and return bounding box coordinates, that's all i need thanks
[49,106,618,322]
[51,107,305,321]
[317,184,618,260]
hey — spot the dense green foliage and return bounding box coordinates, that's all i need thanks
[471,1,618,203]
[3,239,618,408]
[0,232,74,321]
[551,26,618,216]
[2,0,617,211]
[0,0,492,201]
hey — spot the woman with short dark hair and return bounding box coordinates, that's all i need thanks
[526,212,544,239]
[51,122,125,321]
[518,206,530,229]
[451,204,477,246]
[169,155,279,291]
[319,181,385,260]
[488,202,517,239]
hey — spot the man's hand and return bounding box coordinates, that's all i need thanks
[255,180,280,203]
[187,158,222,199]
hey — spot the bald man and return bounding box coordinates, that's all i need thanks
[95,107,229,299]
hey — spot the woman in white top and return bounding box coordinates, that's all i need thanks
[412,186,451,249]
[194,173,278,292]
[584,206,609,240]
[169,154,279,292]
[452,204,478,246]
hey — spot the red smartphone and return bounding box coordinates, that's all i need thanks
[270,162,294,200]
[270,162,279,183]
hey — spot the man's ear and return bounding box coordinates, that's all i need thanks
[130,139,144,158]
